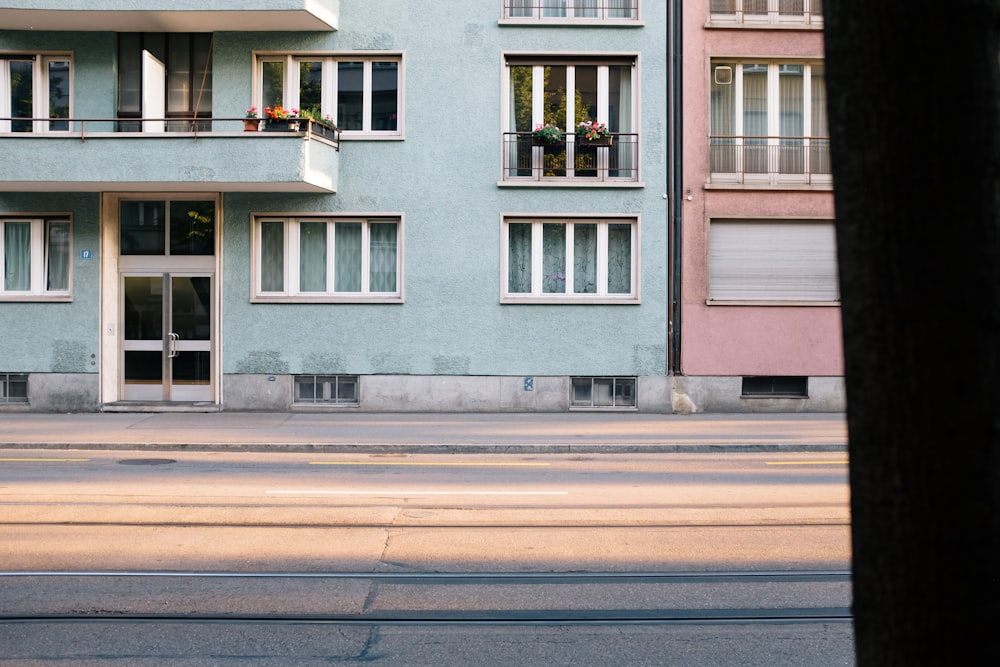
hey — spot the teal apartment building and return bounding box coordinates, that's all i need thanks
[1,1,843,413]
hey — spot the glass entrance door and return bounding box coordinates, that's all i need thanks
[122,274,212,401]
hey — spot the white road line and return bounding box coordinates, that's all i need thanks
[266,490,569,496]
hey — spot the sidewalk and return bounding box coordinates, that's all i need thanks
[0,411,848,453]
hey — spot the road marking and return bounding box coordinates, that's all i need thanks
[309,461,549,467]
[0,457,90,463]
[266,490,568,496]
[765,461,848,466]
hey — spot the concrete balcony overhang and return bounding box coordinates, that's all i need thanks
[0,126,339,193]
[0,1,338,32]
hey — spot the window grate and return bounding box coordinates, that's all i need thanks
[571,377,636,409]
[294,375,359,405]
[742,376,808,398]
[1,374,29,403]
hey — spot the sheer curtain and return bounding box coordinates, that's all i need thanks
[573,224,597,294]
[710,63,736,172]
[542,224,566,293]
[575,1,598,18]
[810,64,829,173]
[259,221,284,292]
[299,221,327,292]
[334,223,362,292]
[543,1,568,18]
[368,222,397,293]
[507,223,533,293]
[607,1,635,19]
[611,66,633,177]
[509,0,533,18]
[779,64,804,173]
[743,64,769,173]
[46,221,70,291]
[607,224,632,294]
[4,222,31,291]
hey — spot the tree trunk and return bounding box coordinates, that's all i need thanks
[823,1,1000,664]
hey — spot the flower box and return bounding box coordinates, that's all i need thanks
[579,135,612,147]
[264,119,301,132]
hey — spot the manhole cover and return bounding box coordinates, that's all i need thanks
[117,458,177,466]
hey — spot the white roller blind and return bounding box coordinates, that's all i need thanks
[709,220,839,301]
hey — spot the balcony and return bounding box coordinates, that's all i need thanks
[708,0,823,28]
[501,132,640,184]
[501,1,640,22]
[708,136,831,187]
[0,1,338,32]
[0,118,341,193]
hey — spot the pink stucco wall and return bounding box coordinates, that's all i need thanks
[679,1,843,376]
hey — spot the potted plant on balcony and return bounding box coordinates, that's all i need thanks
[300,109,339,140]
[576,120,612,146]
[263,105,300,132]
[532,123,563,146]
[243,107,260,132]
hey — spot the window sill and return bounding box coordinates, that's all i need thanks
[499,19,644,28]
[251,296,403,304]
[0,295,72,303]
[503,296,640,305]
[498,180,645,188]
[706,299,840,307]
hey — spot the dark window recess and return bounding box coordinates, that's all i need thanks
[571,377,636,409]
[741,376,808,398]
[294,375,359,405]
[1,374,29,403]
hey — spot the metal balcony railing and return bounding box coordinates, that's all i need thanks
[502,1,639,21]
[0,116,340,147]
[709,136,830,184]
[502,132,639,183]
[709,0,823,26]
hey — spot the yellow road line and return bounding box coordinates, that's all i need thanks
[309,461,549,467]
[0,458,90,463]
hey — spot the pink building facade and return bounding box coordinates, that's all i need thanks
[673,1,843,411]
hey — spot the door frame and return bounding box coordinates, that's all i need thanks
[100,192,222,406]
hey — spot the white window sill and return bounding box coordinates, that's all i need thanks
[706,299,840,307]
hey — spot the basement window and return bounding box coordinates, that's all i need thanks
[294,375,359,405]
[741,376,808,398]
[1,374,28,403]
[571,376,636,409]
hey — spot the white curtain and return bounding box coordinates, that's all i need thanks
[542,224,566,293]
[259,221,284,292]
[46,221,70,291]
[509,0,533,18]
[607,1,635,19]
[573,224,597,293]
[710,63,737,172]
[334,223,362,292]
[543,0,567,18]
[368,222,397,293]
[611,66,633,177]
[607,224,631,294]
[299,221,327,292]
[4,222,31,291]
[575,1,598,18]
[507,223,532,293]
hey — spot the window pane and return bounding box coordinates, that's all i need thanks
[573,224,597,293]
[46,221,70,291]
[743,64,768,136]
[299,61,323,120]
[543,66,567,128]
[170,201,215,256]
[542,224,566,293]
[299,221,327,292]
[261,60,284,109]
[607,224,632,294]
[48,60,70,130]
[120,201,166,255]
[166,33,191,113]
[260,221,284,292]
[508,223,533,293]
[369,222,397,292]
[10,60,33,132]
[575,66,598,126]
[118,34,142,114]
[3,222,31,291]
[338,61,363,131]
[372,62,398,131]
[334,222,362,292]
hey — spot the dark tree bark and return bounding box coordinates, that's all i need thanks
[823,1,1000,664]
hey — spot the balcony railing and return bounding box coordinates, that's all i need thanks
[709,0,823,26]
[709,136,831,186]
[0,117,341,193]
[502,1,639,21]
[502,132,639,183]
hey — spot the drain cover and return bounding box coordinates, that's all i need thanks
[117,458,177,466]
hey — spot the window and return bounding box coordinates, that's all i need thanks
[117,33,212,132]
[710,60,829,185]
[295,375,359,405]
[709,1,823,27]
[0,217,71,300]
[571,377,636,409]
[257,54,401,136]
[502,56,638,182]
[1,374,28,403]
[253,216,402,302]
[1,54,71,133]
[119,199,215,256]
[502,217,637,302]
[742,376,809,398]
[503,1,639,21]
[708,220,838,302]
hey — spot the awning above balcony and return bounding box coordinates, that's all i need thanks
[0,1,338,32]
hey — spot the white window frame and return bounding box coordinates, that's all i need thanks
[708,1,824,28]
[501,1,642,23]
[0,53,73,133]
[501,216,639,304]
[252,215,403,303]
[254,53,403,138]
[707,219,839,304]
[0,217,72,301]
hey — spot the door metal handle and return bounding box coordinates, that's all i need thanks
[167,332,179,358]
